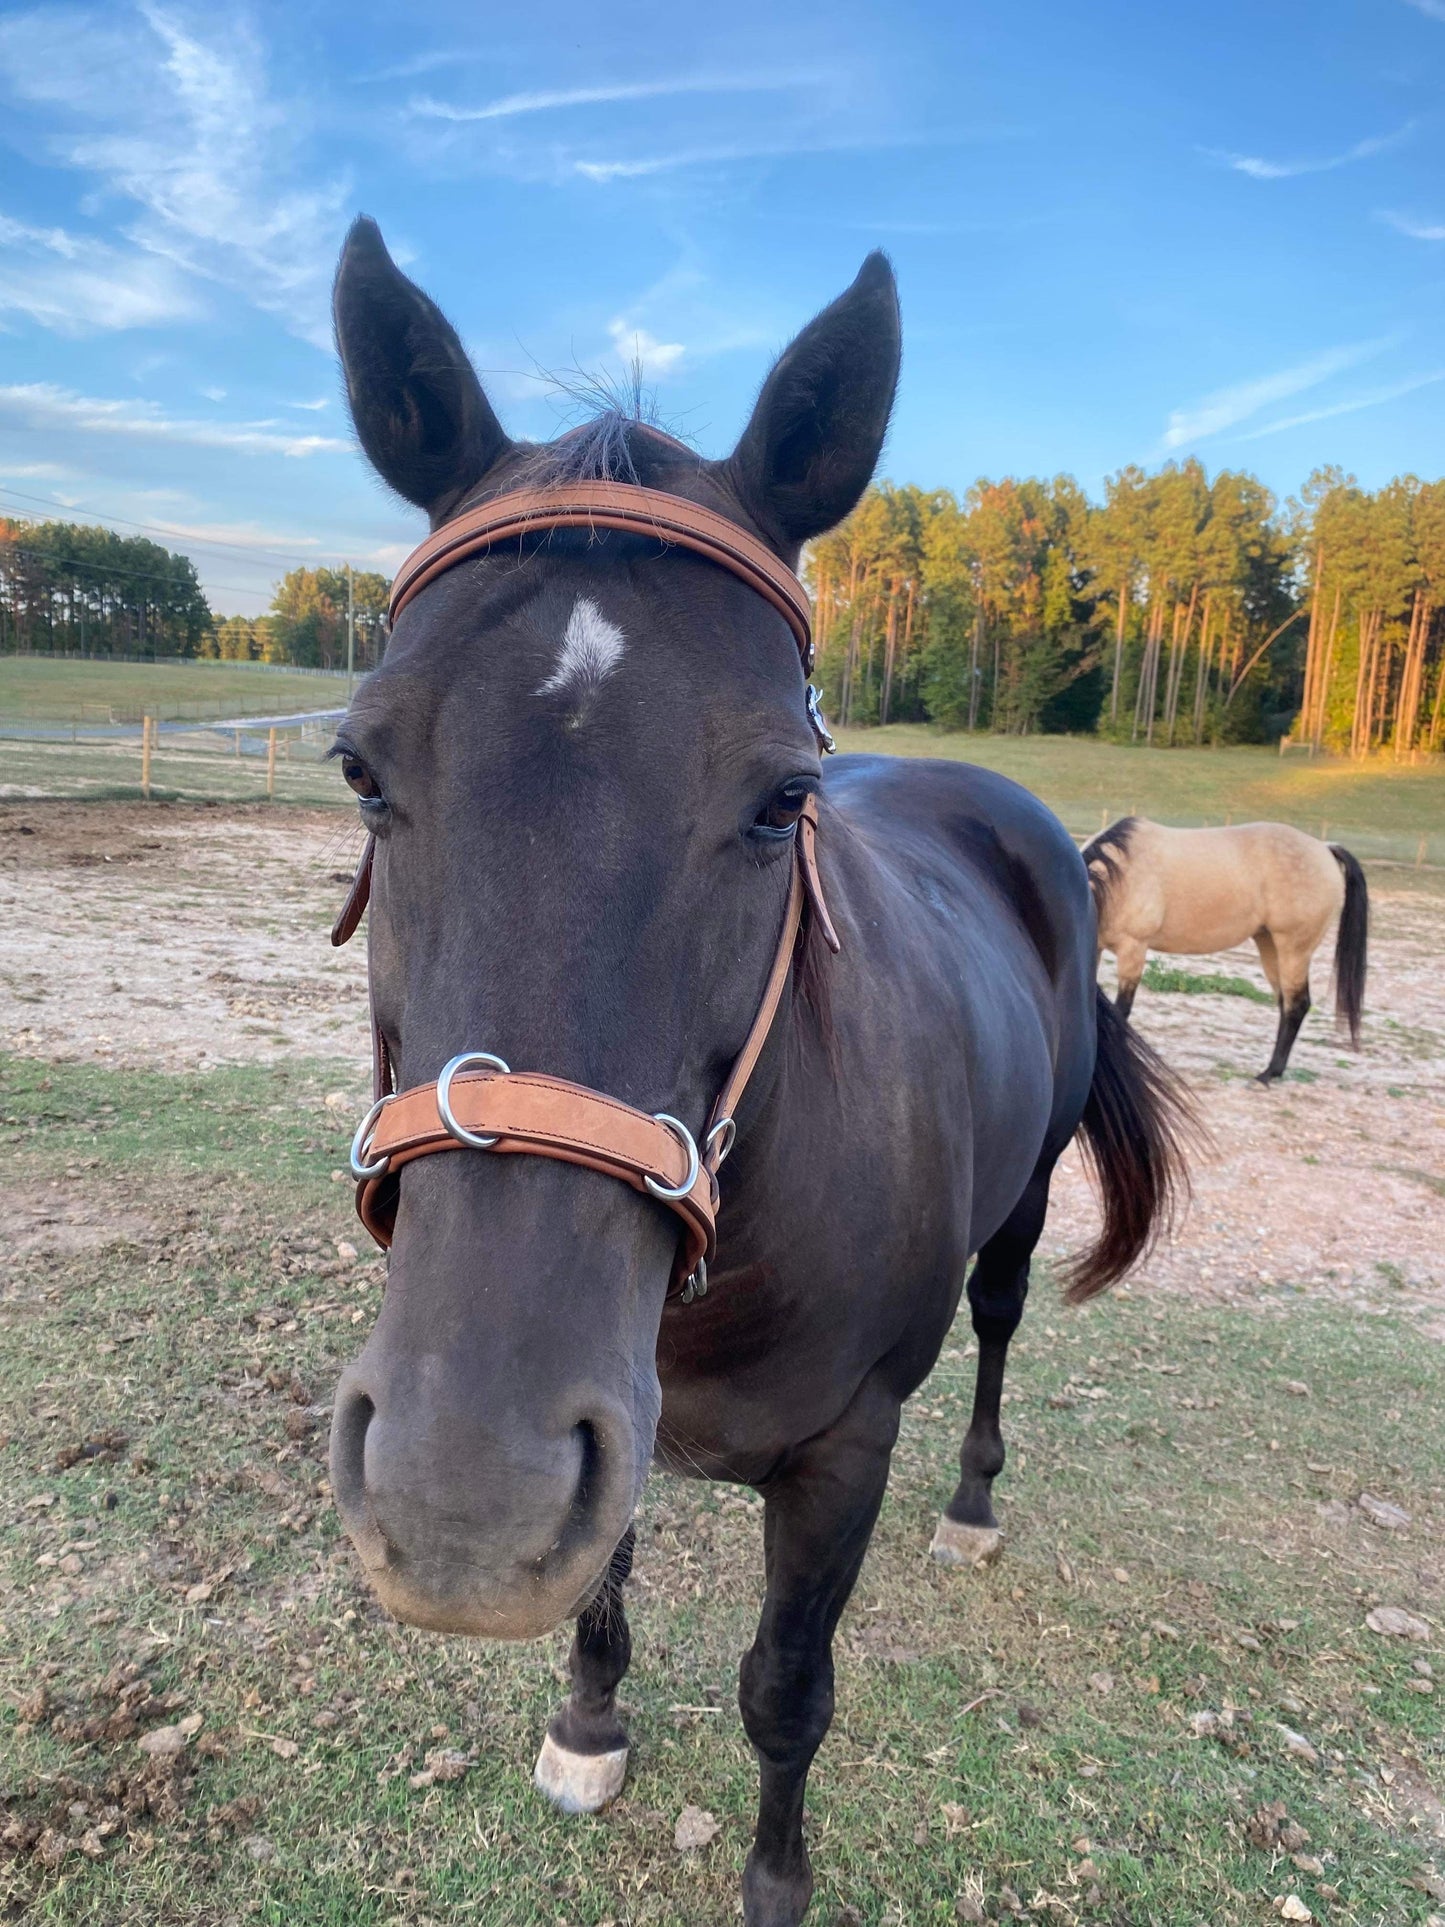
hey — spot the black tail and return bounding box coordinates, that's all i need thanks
[1063,989,1203,1304]
[1329,845,1368,1048]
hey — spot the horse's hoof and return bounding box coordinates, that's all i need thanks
[930,1517,1004,1568]
[533,1733,628,1814]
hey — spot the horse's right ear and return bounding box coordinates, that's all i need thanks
[334,216,510,521]
[726,252,900,560]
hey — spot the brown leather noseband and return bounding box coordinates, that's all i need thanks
[332,480,839,1303]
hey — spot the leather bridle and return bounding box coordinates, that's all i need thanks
[331,480,840,1304]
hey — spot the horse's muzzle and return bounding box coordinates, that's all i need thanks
[329,1362,640,1638]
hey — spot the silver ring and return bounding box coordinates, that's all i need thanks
[645,1114,700,1201]
[349,1095,393,1180]
[436,1051,512,1150]
[705,1117,736,1168]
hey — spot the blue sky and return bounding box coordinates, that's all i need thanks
[0,0,1442,615]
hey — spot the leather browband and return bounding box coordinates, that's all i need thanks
[388,481,815,673]
[334,479,837,1300]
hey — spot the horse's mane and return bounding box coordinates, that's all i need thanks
[1080,815,1138,915]
[512,368,695,488]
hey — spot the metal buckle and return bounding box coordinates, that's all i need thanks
[704,1116,736,1169]
[806,684,836,754]
[436,1051,512,1149]
[679,1257,709,1306]
[644,1114,700,1201]
[349,1095,394,1180]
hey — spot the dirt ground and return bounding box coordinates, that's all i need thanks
[3,799,1441,1332]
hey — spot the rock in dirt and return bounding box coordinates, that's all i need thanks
[137,1713,202,1758]
[1365,1606,1432,1640]
[1276,1725,1321,1767]
[674,1805,720,1851]
[1357,1494,1411,1530]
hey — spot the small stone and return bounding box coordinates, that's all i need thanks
[1276,1725,1320,1766]
[336,1239,358,1262]
[138,1722,190,1758]
[1357,1493,1410,1530]
[1087,1671,1114,1696]
[674,1805,720,1852]
[242,1834,277,1863]
[1365,1606,1431,1640]
[1292,1854,1325,1876]
[1276,1898,1312,1922]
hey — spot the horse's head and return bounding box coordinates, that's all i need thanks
[327,217,898,1638]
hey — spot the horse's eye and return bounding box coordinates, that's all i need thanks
[756,783,810,835]
[342,756,380,802]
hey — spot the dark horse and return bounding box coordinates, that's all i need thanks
[325,218,1193,1926]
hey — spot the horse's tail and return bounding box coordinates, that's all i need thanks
[1062,988,1201,1304]
[1079,815,1138,924]
[1329,844,1368,1047]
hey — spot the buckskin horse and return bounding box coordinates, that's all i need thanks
[1084,815,1368,1083]
[324,217,1194,1926]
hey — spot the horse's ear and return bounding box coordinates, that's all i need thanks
[333,216,510,520]
[726,252,900,557]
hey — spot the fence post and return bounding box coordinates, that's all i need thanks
[266,726,278,801]
[141,715,152,801]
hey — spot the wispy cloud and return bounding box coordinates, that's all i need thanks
[573,130,955,183]
[0,207,201,333]
[408,72,820,124]
[0,4,350,347]
[1162,340,1389,448]
[286,397,330,411]
[1236,369,1445,440]
[1402,0,1445,19]
[0,382,350,457]
[1377,209,1445,241]
[1201,122,1412,181]
[606,318,685,378]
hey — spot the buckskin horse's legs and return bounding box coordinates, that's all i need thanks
[739,1375,898,1927]
[533,1526,635,1813]
[933,1168,1050,1569]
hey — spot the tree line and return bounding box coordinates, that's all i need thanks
[0,518,390,673]
[809,464,1445,753]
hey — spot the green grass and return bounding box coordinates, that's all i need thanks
[834,727,1445,864]
[1141,960,1276,1004]
[2,1051,1441,1925]
[0,657,349,725]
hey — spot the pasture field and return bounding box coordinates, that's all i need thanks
[2,802,1442,1927]
[0,659,348,726]
[833,728,1445,866]
[1,1049,1441,1927]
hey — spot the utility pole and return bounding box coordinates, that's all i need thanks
[346,563,355,702]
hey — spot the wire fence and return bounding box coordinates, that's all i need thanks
[0,722,345,808]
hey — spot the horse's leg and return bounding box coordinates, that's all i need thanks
[1256,931,1312,1084]
[932,1168,1048,1569]
[1113,938,1147,1020]
[740,1375,898,1927]
[533,1525,634,1813]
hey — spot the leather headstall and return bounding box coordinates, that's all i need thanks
[332,480,840,1304]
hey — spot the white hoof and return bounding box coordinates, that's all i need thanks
[533,1732,628,1814]
[930,1518,1005,1568]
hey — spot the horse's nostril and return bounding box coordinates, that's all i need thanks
[329,1380,382,1557]
[569,1419,601,1525]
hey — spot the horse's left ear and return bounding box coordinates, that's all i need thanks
[726,252,900,557]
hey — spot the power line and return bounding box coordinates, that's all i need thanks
[0,484,382,570]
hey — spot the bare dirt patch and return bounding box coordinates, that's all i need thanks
[1047,868,1445,1331]
[0,802,367,1074]
[3,800,1441,1333]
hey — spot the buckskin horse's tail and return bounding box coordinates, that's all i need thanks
[1329,844,1369,1048]
[1062,989,1201,1304]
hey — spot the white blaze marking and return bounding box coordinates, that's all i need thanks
[536,596,626,702]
